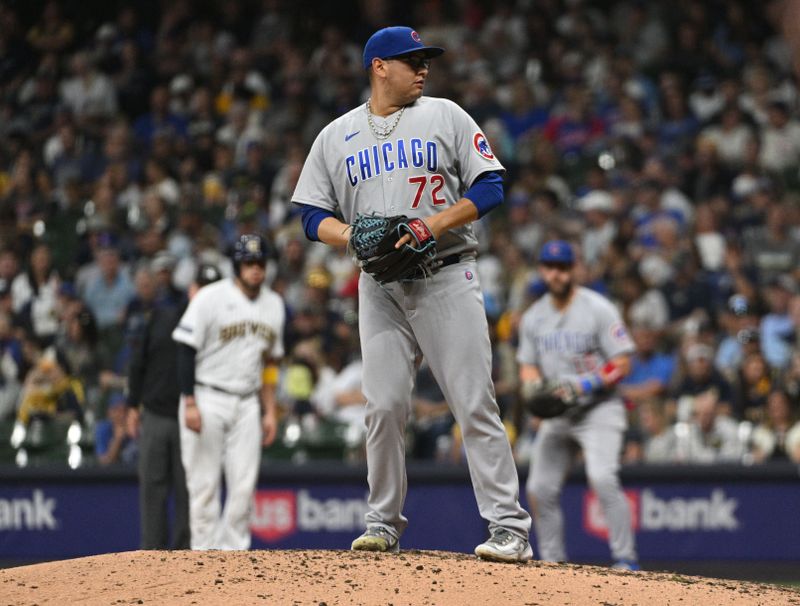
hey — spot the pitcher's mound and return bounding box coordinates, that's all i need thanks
[1,549,798,605]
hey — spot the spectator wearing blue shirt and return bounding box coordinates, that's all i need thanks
[631,179,685,250]
[760,275,796,371]
[82,245,136,331]
[715,294,760,381]
[657,79,699,156]
[132,85,188,151]
[619,324,676,406]
[95,391,136,466]
[499,80,549,141]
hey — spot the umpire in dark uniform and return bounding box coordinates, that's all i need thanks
[126,262,222,549]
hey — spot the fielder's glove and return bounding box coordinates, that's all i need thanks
[349,213,437,284]
[521,379,580,419]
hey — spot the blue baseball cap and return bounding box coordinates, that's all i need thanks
[539,240,575,265]
[362,26,444,70]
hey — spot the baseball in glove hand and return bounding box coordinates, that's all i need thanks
[349,213,437,284]
[521,379,578,419]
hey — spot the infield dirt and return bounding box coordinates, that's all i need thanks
[1,549,798,605]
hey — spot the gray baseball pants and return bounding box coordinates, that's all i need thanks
[526,400,637,562]
[358,261,531,542]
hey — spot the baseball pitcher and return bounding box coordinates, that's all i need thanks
[517,240,639,570]
[292,26,531,562]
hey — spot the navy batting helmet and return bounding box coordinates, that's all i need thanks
[232,234,268,275]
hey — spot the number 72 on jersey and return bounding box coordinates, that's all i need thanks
[409,175,446,208]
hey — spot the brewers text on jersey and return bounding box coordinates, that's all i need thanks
[218,320,276,344]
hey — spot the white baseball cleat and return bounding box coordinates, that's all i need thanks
[474,528,533,562]
[351,526,400,553]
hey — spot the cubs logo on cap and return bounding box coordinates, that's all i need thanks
[539,240,575,264]
[473,133,494,160]
[362,26,445,70]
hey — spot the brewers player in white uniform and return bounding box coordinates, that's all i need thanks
[292,26,531,562]
[172,234,285,550]
[517,240,639,570]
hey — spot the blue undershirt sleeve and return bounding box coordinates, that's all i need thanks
[463,171,504,218]
[298,203,336,241]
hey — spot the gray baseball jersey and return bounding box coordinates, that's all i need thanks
[518,286,637,564]
[292,96,504,258]
[517,286,635,404]
[292,95,531,546]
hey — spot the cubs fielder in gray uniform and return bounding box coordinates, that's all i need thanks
[292,26,531,562]
[517,240,639,570]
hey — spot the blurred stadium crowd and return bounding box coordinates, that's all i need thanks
[1,0,800,467]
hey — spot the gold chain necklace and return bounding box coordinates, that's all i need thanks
[366,98,405,140]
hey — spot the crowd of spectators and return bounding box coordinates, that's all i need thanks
[2,0,800,467]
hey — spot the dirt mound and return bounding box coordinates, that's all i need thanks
[1,549,797,605]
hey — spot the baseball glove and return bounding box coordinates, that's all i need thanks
[349,213,437,284]
[521,380,579,419]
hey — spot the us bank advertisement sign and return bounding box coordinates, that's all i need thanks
[249,483,800,560]
[572,484,800,560]
[0,481,799,560]
[0,484,139,558]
